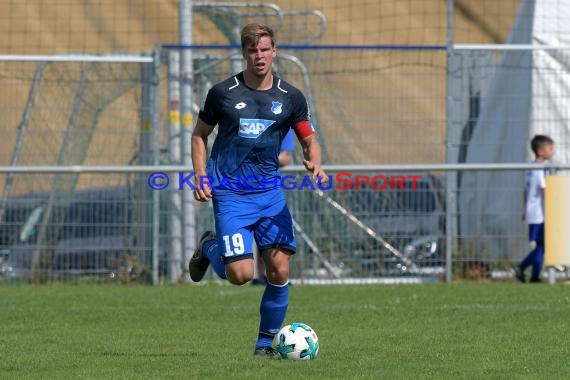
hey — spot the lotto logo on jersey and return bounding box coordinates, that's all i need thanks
[238,118,275,138]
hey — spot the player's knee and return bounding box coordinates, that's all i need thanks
[227,272,253,285]
[226,267,254,285]
[266,265,289,284]
[225,258,254,285]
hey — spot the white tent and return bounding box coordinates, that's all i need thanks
[456,0,570,259]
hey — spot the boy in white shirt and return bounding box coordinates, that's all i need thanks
[515,135,554,283]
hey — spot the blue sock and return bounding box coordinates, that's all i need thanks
[255,281,289,349]
[521,246,540,273]
[530,246,544,280]
[202,239,226,279]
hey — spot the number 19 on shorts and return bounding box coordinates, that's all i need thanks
[222,233,245,257]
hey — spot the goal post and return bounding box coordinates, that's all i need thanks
[0,52,162,283]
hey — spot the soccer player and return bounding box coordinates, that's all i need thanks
[189,23,327,357]
[515,134,554,283]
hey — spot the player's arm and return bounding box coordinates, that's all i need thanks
[301,136,327,184]
[191,117,215,201]
[294,121,327,184]
[278,151,292,167]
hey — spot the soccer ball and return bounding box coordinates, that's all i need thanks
[273,322,319,360]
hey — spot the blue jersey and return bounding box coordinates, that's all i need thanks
[199,72,309,194]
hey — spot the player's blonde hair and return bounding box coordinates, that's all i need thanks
[240,23,275,51]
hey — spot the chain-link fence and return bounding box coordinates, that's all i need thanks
[0,55,161,283]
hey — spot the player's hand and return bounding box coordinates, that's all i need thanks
[303,160,328,185]
[193,174,213,202]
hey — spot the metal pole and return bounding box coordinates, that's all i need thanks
[180,0,196,281]
[445,0,457,284]
[0,62,48,224]
[1,162,570,174]
[139,54,156,284]
[151,48,162,286]
[167,50,184,283]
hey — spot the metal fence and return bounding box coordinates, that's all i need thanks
[0,54,162,283]
[0,165,490,284]
[3,164,570,285]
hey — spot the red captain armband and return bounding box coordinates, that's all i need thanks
[293,120,315,140]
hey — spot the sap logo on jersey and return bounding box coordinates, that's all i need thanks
[238,118,275,138]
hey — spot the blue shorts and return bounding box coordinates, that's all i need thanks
[528,223,544,246]
[212,190,296,263]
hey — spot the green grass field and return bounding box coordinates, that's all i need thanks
[1,283,569,379]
